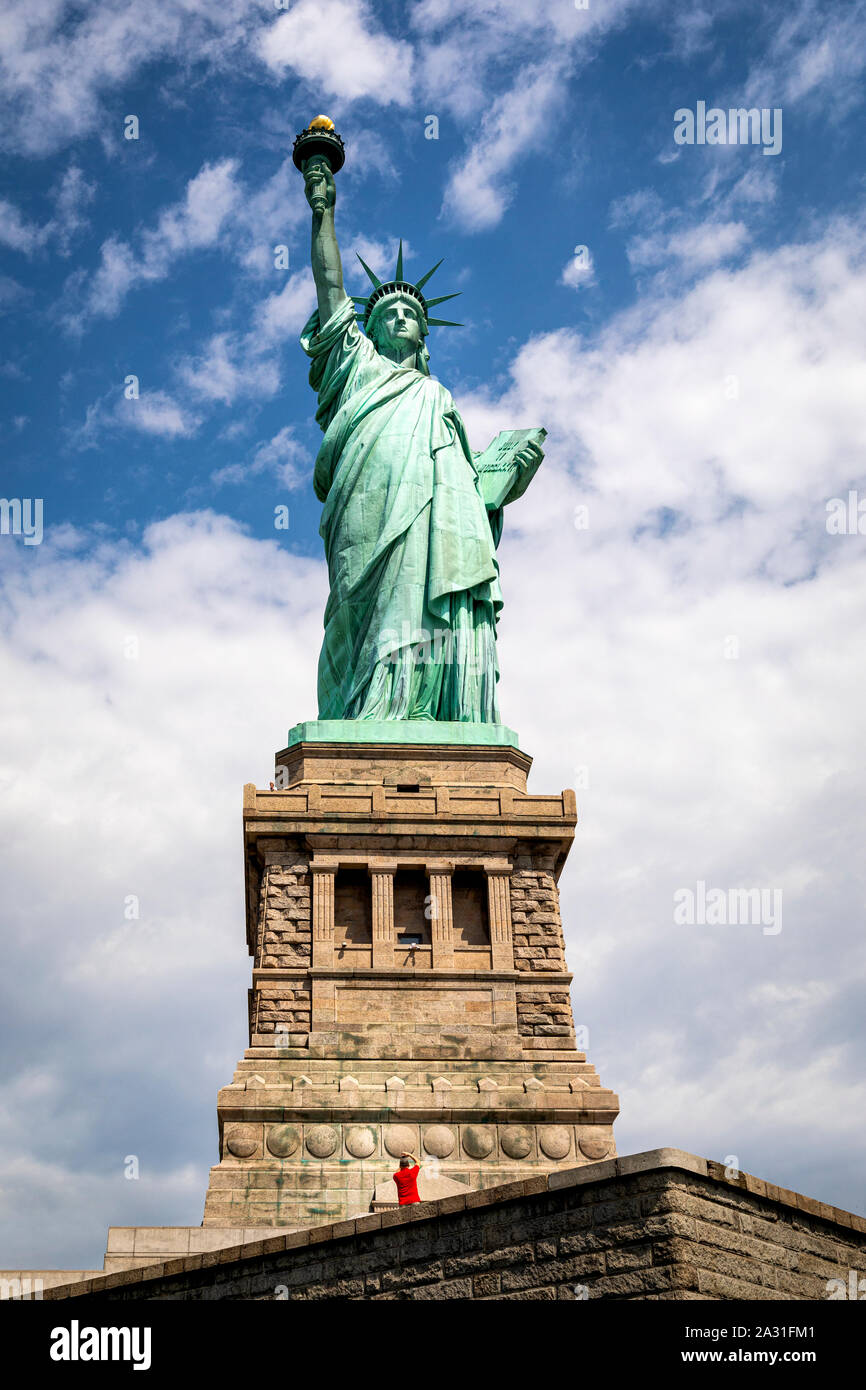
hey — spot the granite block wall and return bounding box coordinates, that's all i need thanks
[45,1151,866,1303]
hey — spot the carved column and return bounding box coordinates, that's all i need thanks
[486,867,514,971]
[311,864,337,969]
[369,862,397,969]
[426,863,454,969]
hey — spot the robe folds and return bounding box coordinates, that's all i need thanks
[301,294,504,722]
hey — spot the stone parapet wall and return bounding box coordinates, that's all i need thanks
[0,1271,102,1296]
[43,1150,866,1302]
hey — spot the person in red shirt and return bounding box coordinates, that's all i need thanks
[393,1151,421,1205]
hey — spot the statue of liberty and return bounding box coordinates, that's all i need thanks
[297,122,545,727]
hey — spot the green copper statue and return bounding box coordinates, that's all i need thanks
[297,123,545,727]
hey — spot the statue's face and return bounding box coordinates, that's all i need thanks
[372,295,424,353]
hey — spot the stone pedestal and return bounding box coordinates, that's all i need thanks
[201,738,619,1230]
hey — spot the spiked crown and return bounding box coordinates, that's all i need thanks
[352,241,462,329]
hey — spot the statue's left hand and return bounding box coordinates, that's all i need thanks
[514,440,544,470]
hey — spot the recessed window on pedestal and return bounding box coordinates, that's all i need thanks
[334,867,372,965]
[452,869,492,967]
[394,869,432,965]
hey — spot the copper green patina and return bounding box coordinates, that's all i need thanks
[294,143,545,748]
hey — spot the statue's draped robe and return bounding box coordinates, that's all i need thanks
[301,295,504,722]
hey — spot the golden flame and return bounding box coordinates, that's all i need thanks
[308,115,335,131]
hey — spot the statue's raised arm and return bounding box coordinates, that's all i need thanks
[303,156,346,327]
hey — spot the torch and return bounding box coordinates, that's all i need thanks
[292,115,345,211]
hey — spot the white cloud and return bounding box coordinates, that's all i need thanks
[476,214,866,525]
[0,198,47,254]
[561,247,597,291]
[259,0,414,104]
[0,512,327,1264]
[231,158,309,277]
[727,165,779,206]
[411,0,635,120]
[441,63,564,231]
[211,426,310,490]
[147,158,240,259]
[743,0,866,113]
[340,128,400,186]
[51,164,96,253]
[628,219,749,271]
[249,427,309,490]
[667,6,716,59]
[81,236,139,319]
[126,391,202,439]
[449,210,866,1203]
[77,388,201,444]
[252,271,318,349]
[176,332,281,407]
[612,173,764,279]
[74,160,241,324]
[173,270,317,410]
[0,1,253,157]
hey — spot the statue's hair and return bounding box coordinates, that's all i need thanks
[367,293,431,376]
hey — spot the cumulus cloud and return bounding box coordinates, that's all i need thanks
[611,169,777,280]
[0,513,326,1266]
[251,271,319,350]
[176,331,282,408]
[0,198,47,255]
[0,1,254,157]
[561,247,597,291]
[628,219,749,271]
[124,391,202,440]
[230,158,309,277]
[412,0,635,120]
[51,165,97,254]
[66,160,241,327]
[743,0,866,114]
[0,0,643,166]
[441,64,565,232]
[248,427,310,490]
[211,426,310,490]
[475,214,866,529]
[259,0,414,104]
[171,269,317,412]
[452,210,866,1202]
[76,388,202,445]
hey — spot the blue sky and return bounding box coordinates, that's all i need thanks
[2,0,866,1270]
[6,0,865,547]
